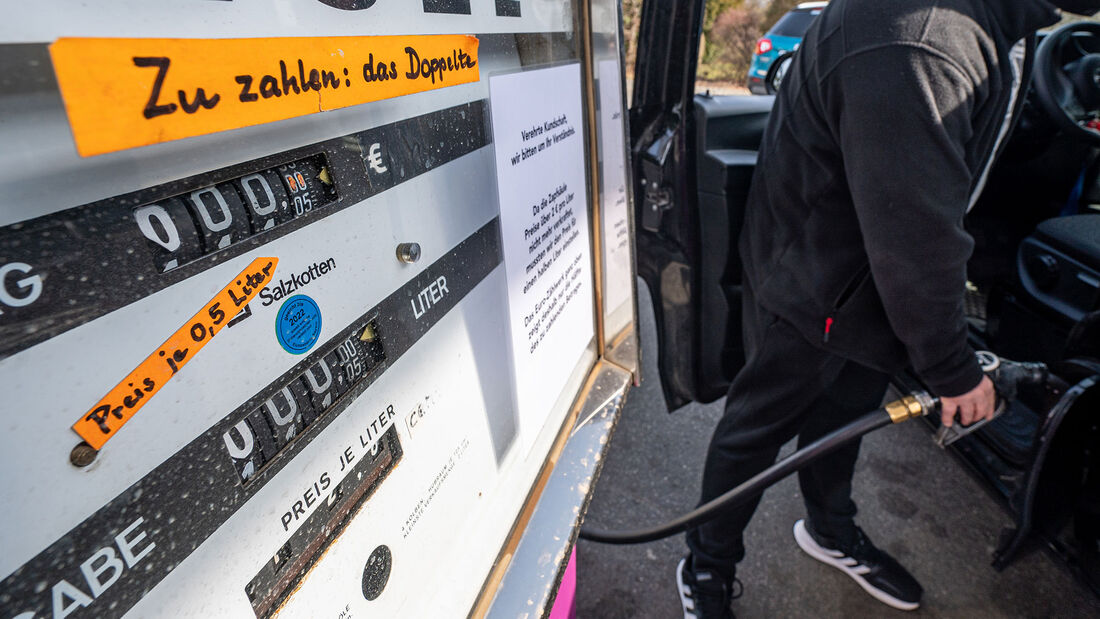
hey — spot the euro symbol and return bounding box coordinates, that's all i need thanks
[368,143,388,174]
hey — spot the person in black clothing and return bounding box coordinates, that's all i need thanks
[676,1,1099,617]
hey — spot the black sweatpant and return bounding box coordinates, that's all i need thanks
[686,283,889,582]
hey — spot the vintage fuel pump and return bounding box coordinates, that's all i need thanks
[0,1,639,617]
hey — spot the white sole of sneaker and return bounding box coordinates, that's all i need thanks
[793,520,919,611]
[676,557,696,619]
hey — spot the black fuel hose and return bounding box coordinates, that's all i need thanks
[579,355,1043,545]
[579,406,896,545]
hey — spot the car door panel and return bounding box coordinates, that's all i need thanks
[631,19,772,410]
[691,95,772,404]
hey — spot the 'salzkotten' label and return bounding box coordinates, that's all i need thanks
[49,35,480,157]
[74,257,278,450]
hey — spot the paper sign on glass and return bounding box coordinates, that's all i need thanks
[489,63,595,454]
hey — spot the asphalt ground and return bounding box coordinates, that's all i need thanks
[575,281,1100,618]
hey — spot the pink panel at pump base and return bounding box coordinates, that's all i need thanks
[549,547,578,619]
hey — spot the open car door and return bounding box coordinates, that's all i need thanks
[631,0,772,410]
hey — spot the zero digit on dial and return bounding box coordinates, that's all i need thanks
[301,356,344,413]
[236,170,292,232]
[133,198,203,272]
[260,386,307,449]
[185,183,252,252]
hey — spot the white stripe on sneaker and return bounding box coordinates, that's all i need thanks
[792,520,919,611]
[676,558,697,619]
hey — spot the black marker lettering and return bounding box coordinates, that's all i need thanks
[363,54,397,83]
[228,288,249,307]
[86,405,113,434]
[133,56,178,119]
[178,88,220,114]
[235,75,258,102]
[208,301,226,325]
[165,348,188,374]
[405,47,421,79]
[259,75,282,98]
[123,388,144,408]
[298,59,309,91]
[280,61,301,95]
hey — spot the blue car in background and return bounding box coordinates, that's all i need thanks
[747,1,826,94]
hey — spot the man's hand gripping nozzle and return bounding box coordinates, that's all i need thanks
[931,351,1049,447]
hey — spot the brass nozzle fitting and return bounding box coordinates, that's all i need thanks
[884,392,937,424]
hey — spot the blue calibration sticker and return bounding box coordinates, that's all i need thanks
[276,295,323,354]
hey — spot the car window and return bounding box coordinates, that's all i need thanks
[636,0,824,96]
[692,0,767,95]
[770,10,818,37]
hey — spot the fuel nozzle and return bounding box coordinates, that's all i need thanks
[978,350,1048,401]
[932,351,1049,448]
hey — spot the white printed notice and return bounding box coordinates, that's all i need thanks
[597,59,632,315]
[489,63,594,454]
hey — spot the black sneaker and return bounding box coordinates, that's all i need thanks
[676,556,738,619]
[793,519,922,610]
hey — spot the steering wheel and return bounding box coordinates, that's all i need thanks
[1033,22,1100,144]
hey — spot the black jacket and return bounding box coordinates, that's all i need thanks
[741,0,1060,396]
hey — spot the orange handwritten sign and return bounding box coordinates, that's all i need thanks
[74,258,278,450]
[49,35,480,157]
